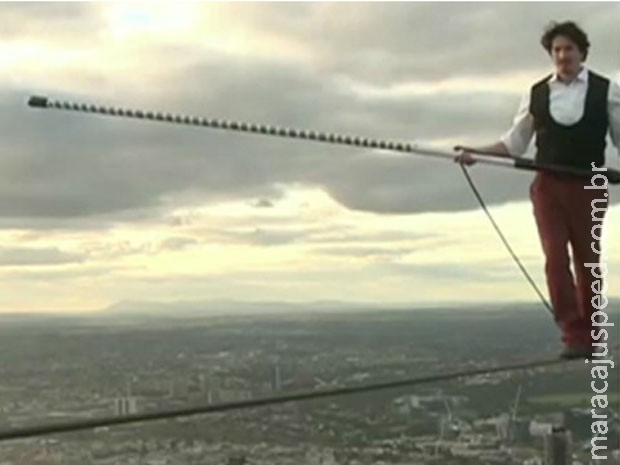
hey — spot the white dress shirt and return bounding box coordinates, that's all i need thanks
[500,67,620,157]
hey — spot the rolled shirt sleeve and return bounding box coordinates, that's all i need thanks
[500,91,535,157]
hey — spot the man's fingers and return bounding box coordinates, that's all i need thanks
[454,153,476,165]
[454,153,477,166]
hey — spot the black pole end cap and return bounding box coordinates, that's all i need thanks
[28,96,48,108]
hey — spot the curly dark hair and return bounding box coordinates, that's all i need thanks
[541,21,590,60]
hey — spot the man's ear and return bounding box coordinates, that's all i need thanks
[578,47,587,62]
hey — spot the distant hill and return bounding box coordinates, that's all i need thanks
[98,297,620,318]
[2,297,617,321]
[101,298,383,317]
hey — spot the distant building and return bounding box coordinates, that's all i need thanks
[530,420,553,437]
[226,454,246,465]
[543,426,571,465]
[511,418,533,444]
[272,364,282,391]
[563,408,594,440]
[113,397,138,416]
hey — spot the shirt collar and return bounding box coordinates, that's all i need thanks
[550,66,589,85]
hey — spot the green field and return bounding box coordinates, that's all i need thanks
[528,392,620,407]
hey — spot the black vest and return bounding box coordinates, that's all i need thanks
[529,70,609,170]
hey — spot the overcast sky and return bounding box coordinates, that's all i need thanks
[1,2,619,313]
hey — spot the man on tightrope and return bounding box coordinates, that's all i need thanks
[455,21,620,359]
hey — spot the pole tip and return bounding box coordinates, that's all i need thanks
[28,96,48,108]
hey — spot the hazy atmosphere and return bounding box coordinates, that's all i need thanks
[1,2,619,313]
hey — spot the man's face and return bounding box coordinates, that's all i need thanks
[551,35,584,76]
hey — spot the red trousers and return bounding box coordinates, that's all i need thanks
[530,171,609,346]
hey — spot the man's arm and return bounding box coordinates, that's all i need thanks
[465,141,512,157]
[609,78,620,156]
[498,90,534,157]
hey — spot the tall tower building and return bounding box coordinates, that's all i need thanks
[272,364,282,391]
[543,426,571,465]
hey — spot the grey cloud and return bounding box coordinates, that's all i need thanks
[320,151,538,213]
[197,227,307,247]
[84,236,198,259]
[84,240,158,259]
[1,265,126,281]
[306,232,453,258]
[306,229,435,245]
[246,228,300,247]
[192,223,436,248]
[0,65,528,226]
[0,3,101,43]
[310,245,411,259]
[158,236,199,252]
[0,246,86,266]
[7,3,614,86]
[252,198,275,208]
[250,3,617,82]
[383,260,523,282]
